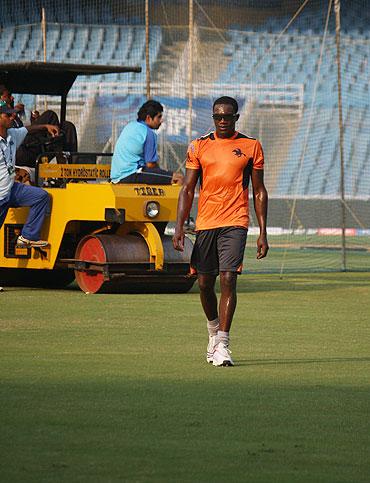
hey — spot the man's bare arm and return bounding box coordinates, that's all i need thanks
[172,168,199,251]
[26,124,60,137]
[251,168,269,259]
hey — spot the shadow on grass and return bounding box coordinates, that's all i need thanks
[1,376,369,483]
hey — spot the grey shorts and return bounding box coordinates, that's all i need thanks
[190,226,248,275]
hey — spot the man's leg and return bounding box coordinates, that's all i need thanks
[9,182,50,242]
[0,200,10,230]
[210,271,237,367]
[191,229,220,362]
[117,173,138,183]
[215,271,238,352]
[198,273,220,363]
[117,168,182,185]
[219,271,238,333]
[197,273,218,321]
[212,227,247,367]
[139,167,173,185]
[217,226,247,341]
[117,170,172,185]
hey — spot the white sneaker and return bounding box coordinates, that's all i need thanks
[212,342,234,367]
[16,235,49,248]
[206,335,218,363]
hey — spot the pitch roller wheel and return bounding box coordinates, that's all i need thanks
[74,233,195,294]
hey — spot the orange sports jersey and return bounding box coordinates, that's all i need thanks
[186,131,264,230]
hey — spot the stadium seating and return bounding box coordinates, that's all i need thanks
[0,24,161,68]
[217,13,370,197]
[1,0,369,197]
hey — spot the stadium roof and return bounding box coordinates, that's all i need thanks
[0,61,142,96]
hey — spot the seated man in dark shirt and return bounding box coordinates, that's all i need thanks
[16,110,77,166]
[15,110,78,184]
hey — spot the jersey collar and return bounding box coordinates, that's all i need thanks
[214,131,239,140]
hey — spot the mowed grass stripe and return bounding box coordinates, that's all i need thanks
[0,273,369,482]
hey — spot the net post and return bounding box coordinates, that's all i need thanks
[41,7,47,62]
[334,0,346,271]
[41,7,48,111]
[188,0,193,145]
[145,0,151,100]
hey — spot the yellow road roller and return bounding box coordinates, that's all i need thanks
[0,62,195,293]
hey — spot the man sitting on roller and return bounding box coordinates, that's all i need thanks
[111,100,182,185]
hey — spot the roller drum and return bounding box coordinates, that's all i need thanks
[74,233,195,294]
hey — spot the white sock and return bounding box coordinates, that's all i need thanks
[218,330,230,347]
[207,318,219,337]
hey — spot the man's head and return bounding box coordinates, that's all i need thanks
[0,85,14,108]
[137,100,163,130]
[212,96,239,139]
[31,110,40,123]
[0,100,16,129]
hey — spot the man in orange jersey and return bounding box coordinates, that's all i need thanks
[173,96,269,366]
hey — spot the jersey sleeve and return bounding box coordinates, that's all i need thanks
[143,127,159,164]
[185,140,200,170]
[252,140,264,170]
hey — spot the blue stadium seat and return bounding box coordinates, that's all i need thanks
[1,5,368,198]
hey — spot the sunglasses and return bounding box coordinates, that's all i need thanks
[1,112,13,118]
[212,113,238,121]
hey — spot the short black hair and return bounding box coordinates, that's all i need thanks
[137,100,163,121]
[213,96,238,114]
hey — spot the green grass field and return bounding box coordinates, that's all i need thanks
[1,273,369,482]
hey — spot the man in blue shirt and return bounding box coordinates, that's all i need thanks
[111,100,182,185]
